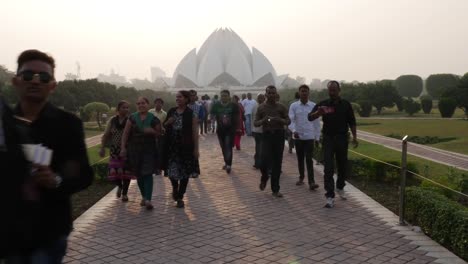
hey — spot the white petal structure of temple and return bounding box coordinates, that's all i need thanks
[173,28,280,88]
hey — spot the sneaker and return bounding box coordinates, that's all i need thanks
[145,201,154,210]
[140,199,146,206]
[176,199,185,208]
[116,187,122,198]
[337,189,347,200]
[122,195,129,202]
[309,183,319,191]
[324,197,335,208]
[272,192,283,198]
[296,180,304,186]
[259,182,266,191]
[226,166,231,174]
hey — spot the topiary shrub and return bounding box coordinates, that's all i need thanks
[438,97,457,118]
[357,100,372,117]
[420,95,433,114]
[403,98,421,116]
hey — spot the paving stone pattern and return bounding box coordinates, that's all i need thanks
[66,135,450,264]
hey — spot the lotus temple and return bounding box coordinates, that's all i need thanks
[165,28,293,94]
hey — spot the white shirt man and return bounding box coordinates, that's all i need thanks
[242,94,256,136]
[288,85,321,190]
[288,100,321,141]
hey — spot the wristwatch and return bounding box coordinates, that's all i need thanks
[55,174,63,188]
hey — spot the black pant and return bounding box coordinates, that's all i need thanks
[253,132,263,168]
[323,134,348,198]
[260,130,285,193]
[295,139,315,184]
[287,130,295,151]
[115,179,131,195]
[170,178,189,200]
[217,131,235,166]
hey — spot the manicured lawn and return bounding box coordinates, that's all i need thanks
[357,119,468,155]
[366,105,466,118]
[71,144,112,220]
[348,140,467,190]
[87,144,107,165]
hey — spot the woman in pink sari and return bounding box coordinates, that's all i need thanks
[232,95,245,150]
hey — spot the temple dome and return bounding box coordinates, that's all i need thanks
[173,28,279,87]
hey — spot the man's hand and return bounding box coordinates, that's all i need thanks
[318,106,326,115]
[165,117,175,126]
[293,132,300,139]
[352,138,359,148]
[32,165,58,189]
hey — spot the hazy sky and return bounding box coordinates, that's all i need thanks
[1,0,468,83]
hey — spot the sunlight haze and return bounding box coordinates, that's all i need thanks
[1,0,467,82]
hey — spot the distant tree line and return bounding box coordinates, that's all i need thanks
[1,65,467,119]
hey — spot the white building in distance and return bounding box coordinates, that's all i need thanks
[171,28,288,90]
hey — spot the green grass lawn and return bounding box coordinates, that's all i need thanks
[367,105,466,118]
[357,119,468,155]
[71,144,112,220]
[87,144,107,164]
[348,140,467,190]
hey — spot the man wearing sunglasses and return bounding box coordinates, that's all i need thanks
[5,50,93,263]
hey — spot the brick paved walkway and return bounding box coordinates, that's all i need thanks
[65,135,465,264]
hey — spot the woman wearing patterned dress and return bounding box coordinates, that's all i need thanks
[120,97,161,210]
[163,91,199,208]
[232,95,245,150]
[100,101,135,202]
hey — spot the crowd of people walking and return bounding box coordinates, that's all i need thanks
[1,49,358,262]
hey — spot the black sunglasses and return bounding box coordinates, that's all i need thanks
[18,70,53,84]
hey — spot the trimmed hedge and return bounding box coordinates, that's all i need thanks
[406,187,468,261]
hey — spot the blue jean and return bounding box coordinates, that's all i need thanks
[5,236,68,264]
[217,131,235,166]
[244,114,252,136]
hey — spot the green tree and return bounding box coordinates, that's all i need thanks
[426,74,460,99]
[368,81,399,114]
[420,95,433,114]
[403,98,421,116]
[438,97,457,118]
[83,102,110,130]
[395,75,423,98]
[455,73,468,118]
[357,100,372,117]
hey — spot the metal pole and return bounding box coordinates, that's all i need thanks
[399,135,408,225]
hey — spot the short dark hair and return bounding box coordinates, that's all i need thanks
[179,90,191,105]
[265,85,276,92]
[233,95,240,101]
[220,90,230,96]
[17,49,55,75]
[298,84,310,91]
[154,98,164,105]
[327,80,341,90]
[117,100,129,110]
[189,89,197,95]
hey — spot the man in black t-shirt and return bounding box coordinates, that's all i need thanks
[309,80,358,208]
[211,90,239,174]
